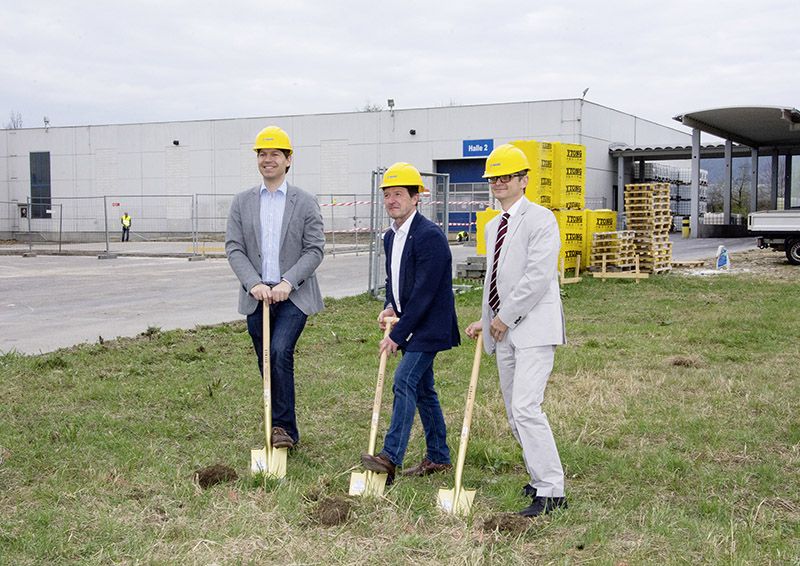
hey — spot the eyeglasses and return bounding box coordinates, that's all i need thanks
[487,173,525,184]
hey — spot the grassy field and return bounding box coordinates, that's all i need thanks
[1,252,799,565]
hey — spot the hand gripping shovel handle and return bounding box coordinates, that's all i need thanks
[366,316,398,456]
[453,331,483,498]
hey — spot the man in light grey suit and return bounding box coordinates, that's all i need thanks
[226,125,324,450]
[466,144,567,518]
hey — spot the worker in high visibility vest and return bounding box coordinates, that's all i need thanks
[121,212,132,242]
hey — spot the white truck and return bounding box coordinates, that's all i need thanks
[748,210,800,265]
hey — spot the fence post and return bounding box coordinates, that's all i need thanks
[351,194,357,253]
[189,194,204,261]
[24,196,35,257]
[329,195,336,256]
[58,203,63,253]
[98,195,116,259]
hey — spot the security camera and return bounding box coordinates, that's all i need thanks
[409,129,416,135]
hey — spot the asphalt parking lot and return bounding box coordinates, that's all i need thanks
[0,236,755,355]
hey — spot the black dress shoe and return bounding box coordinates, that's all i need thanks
[361,453,396,485]
[521,483,537,498]
[518,496,568,517]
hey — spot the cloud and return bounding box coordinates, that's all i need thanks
[2,0,797,129]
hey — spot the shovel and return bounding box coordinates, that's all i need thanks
[250,300,288,480]
[349,316,399,497]
[437,330,483,515]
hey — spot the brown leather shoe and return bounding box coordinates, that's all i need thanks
[361,453,396,484]
[401,458,453,477]
[271,426,294,449]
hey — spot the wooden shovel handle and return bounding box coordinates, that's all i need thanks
[262,301,272,454]
[367,316,399,456]
[453,330,483,495]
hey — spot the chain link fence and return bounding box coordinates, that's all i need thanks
[1,190,608,256]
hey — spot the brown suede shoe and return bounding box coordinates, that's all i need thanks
[271,426,294,449]
[401,458,453,477]
[361,453,396,484]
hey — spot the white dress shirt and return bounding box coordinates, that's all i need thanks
[260,180,287,284]
[390,210,416,313]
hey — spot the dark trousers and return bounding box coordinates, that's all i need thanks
[381,351,450,466]
[246,300,308,443]
[121,227,130,242]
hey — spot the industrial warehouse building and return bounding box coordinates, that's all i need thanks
[0,99,692,240]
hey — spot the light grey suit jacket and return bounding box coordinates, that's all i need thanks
[225,183,325,316]
[481,197,566,354]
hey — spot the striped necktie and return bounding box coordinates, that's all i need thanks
[488,212,510,314]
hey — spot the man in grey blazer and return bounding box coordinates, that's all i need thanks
[226,125,325,450]
[466,144,567,517]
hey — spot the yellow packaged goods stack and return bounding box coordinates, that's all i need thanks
[552,143,586,210]
[624,183,672,273]
[538,141,554,209]
[554,209,585,273]
[584,209,616,265]
[510,140,551,208]
[475,207,501,256]
[509,140,541,206]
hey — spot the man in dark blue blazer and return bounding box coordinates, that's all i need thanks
[361,162,460,484]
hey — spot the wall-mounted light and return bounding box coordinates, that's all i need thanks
[172,140,180,146]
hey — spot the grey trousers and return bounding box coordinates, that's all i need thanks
[495,342,565,497]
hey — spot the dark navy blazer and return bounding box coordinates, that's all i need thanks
[384,212,461,352]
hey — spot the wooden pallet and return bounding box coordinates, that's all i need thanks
[590,254,649,281]
[559,253,582,285]
[670,259,705,268]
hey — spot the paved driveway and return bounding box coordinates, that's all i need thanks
[0,245,474,355]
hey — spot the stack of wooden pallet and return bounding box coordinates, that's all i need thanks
[589,231,637,271]
[624,183,672,273]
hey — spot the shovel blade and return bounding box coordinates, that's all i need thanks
[437,487,476,515]
[269,447,288,479]
[349,470,387,497]
[251,448,267,474]
[250,447,288,479]
[348,471,367,496]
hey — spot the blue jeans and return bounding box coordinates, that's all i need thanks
[381,351,451,466]
[247,300,308,444]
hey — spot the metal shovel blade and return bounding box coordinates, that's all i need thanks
[349,470,388,497]
[437,487,476,515]
[250,447,288,479]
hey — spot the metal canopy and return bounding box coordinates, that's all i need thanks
[673,106,800,149]
[609,142,752,160]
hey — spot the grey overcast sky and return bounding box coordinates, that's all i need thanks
[2,0,798,131]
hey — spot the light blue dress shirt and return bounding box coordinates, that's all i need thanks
[260,180,287,284]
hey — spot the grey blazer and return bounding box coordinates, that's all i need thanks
[481,197,566,353]
[225,183,325,316]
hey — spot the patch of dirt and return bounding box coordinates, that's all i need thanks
[680,248,798,281]
[667,355,705,368]
[194,464,238,489]
[481,513,532,535]
[313,496,352,526]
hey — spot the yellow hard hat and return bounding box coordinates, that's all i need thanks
[380,162,428,193]
[253,126,293,154]
[482,144,529,178]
